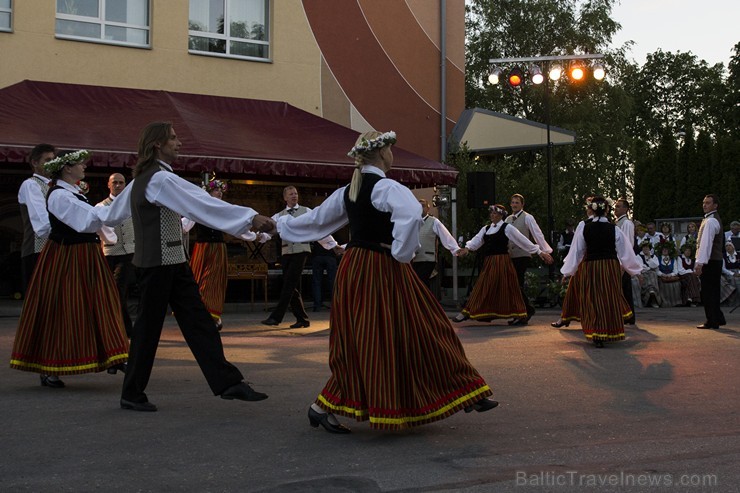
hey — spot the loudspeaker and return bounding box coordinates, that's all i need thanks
[467,172,496,209]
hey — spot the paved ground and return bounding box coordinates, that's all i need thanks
[0,300,738,492]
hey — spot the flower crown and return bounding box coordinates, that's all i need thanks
[204,179,228,192]
[347,131,397,159]
[43,149,90,175]
[588,197,614,211]
[488,205,508,217]
[77,180,90,194]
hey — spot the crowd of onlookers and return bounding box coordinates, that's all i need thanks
[557,218,740,308]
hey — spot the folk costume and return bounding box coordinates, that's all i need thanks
[188,223,228,327]
[615,213,637,322]
[18,173,51,293]
[11,180,129,376]
[561,216,642,345]
[557,219,592,325]
[677,254,702,306]
[461,221,545,321]
[721,247,739,305]
[657,253,682,307]
[638,249,662,307]
[696,210,726,328]
[276,166,493,430]
[412,213,460,288]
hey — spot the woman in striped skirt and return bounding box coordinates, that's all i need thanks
[184,178,229,330]
[453,205,553,323]
[276,131,497,433]
[561,196,642,347]
[10,150,128,387]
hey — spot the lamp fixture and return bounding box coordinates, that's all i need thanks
[592,62,605,80]
[530,64,544,85]
[488,66,503,85]
[548,64,562,81]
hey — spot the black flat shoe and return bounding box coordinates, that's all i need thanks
[511,318,528,326]
[593,339,605,348]
[451,313,469,323]
[464,398,499,413]
[308,407,351,434]
[290,320,310,328]
[40,374,65,388]
[550,319,570,328]
[120,398,157,412]
[261,318,279,326]
[696,323,719,329]
[215,319,223,331]
[107,363,127,375]
[220,382,268,401]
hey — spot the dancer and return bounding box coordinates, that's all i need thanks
[111,122,274,412]
[412,199,461,288]
[695,194,726,329]
[185,177,230,330]
[277,131,497,433]
[551,195,595,328]
[561,196,642,347]
[10,150,128,387]
[614,198,637,324]
[505,194,552,325]
[453,205,553,323]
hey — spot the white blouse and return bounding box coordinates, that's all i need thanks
[561,217,642,277]
[464,221,542,255]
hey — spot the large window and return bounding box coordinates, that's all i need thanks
[0,0,11,32]
[189,0,269,61]
[55,0,150,47]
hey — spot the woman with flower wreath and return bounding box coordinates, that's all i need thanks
[561,196,642,347]
[453,204,554,323]
[656,241,683,307]
[182,177,230,330]
[10,150,128,387]
[276,130,498,433]
[680,221,699,250]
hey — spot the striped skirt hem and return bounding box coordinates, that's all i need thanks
[463,254,527,320]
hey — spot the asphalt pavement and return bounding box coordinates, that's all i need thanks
[0,300,738,492]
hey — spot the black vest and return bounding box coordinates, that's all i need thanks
[194,223,224,243]
[47,186,100,245]
[479,223,510,257]
[344,173,393,253]
[584,221,617,261]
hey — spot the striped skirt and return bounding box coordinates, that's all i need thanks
[462,254,527,321]
[578,259,632,343]
[560,263,584,322]
[10,241,128,375]
[190,242,228,320]
[317,247,493,430]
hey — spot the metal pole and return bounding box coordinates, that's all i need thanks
[545,70,555,279]
[451,187,458,303]
[440,0,447,162]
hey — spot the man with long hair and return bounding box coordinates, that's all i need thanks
[117,122,275,411]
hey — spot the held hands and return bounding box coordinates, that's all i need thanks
[456,248,469,257]
[539,252,554,264]
[252,215,277,235]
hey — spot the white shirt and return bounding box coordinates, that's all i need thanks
[695,213,721,265]
[615,215,634,244]
[726,230,740,242]
[639,253,659,273]
[104,161,258,240]
[267,204,338,250]
[276,166,422,263]
[95,194,120,244]
[465,221,542,255]
[423,215,461,256]
[17,173,51,237]
[47,180,108,233]
[657,256,679,277]
[677,255,696,275]
[723,252,738,276]
[507,210,553,253]
[561,217,642,277]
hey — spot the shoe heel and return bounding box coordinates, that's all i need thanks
[307,409,320,428]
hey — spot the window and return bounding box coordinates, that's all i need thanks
[0,0,11,32]
[55,0,150,47]
[189,0,269,61]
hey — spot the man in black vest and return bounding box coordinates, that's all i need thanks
[695,194,726,330]
[119,122,275,411]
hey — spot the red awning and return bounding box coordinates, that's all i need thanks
[0,80,457,186]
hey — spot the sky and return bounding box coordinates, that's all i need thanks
[609,0,738,67]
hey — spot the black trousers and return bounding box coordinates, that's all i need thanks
[21,252,40,296]
[121,263,243,403]
[622,272,636,323]
[700,259,726,327]
[412,261,436,289]
[511,256,535,316]
[269,252,309,323]
[106,253,134,337]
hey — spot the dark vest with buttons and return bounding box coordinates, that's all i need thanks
[479,223,510,257]
[47,186,100,245]
[583,221,617,261]
[131,164,187,268]
[194,223,224,243]
[344,173,393,253]
[697,211,723,262]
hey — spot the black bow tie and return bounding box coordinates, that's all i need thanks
[288,208,296,215]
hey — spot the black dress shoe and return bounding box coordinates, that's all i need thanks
[107,363,127,375]
[40,374,65,388]
[511,318,529,326]
[261,318,279,326]
[120,399,157,412]
[308,407,351,433]
[593,339,605,348]
[551,319,570,328]
[215,319,223,331]
[464,398,499,413]
[290,320,310,328]
[220,382,268,401]
[696,323,719,329]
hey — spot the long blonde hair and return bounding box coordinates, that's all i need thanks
[348,131,384,202]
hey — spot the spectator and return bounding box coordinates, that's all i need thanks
[658,222,676,247]
[680,221,699,250]
[656,242,682,307]
[721,241,740,305]
[677,245,701,306]
[638,241,661,308]
[556,219,576,258]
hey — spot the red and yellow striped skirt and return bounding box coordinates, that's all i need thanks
[190,242,228,320]
[560,263,584,322]
[462,254,527,320]
[10,241,128,375]
[578,259,632,342]
[317,247,493,430]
